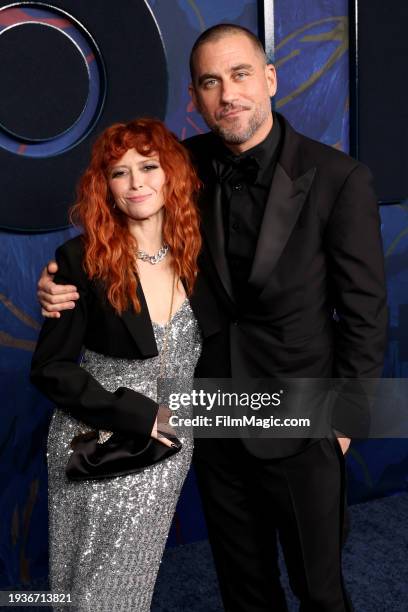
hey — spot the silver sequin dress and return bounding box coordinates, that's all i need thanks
[46,300,201,612]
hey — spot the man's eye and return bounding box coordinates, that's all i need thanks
[235,72,248,80]
[203,79,217,89]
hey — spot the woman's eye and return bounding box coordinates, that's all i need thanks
[111,170,126,178]
[143,165,159,171]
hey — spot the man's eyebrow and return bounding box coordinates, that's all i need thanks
[230,63,254,72]
[197,64,255,85]
[198,72,220,86]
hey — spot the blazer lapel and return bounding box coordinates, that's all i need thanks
[121,273,222,354]
[121,283,158,357]
[249,163,316,291]
[200,177,235,303]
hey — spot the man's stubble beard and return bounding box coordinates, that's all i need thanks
[203,102,271,145]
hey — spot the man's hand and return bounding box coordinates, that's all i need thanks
[37,260,79,318]
[337,436,351,455]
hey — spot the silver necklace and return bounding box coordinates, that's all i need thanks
[136,243,169,265]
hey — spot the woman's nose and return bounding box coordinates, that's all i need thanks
[131,171,144,190]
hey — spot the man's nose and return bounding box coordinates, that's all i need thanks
[220,80,238,104]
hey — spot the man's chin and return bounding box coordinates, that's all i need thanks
[214,124,251,145]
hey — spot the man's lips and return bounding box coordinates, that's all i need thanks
[127,194,152,203]
[218,107,248,119]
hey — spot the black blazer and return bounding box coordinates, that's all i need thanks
[31,236,220,442]
[185,113,388,457]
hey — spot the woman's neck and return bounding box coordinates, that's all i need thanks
[128,215,164,253]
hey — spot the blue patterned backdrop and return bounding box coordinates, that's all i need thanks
[1,0,407,588]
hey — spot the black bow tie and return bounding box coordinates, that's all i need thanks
[219,154,260,185]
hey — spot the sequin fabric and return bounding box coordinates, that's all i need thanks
[47,300,201,611]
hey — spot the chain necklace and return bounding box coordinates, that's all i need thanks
[136,243,169,265]
[159,269,176,379]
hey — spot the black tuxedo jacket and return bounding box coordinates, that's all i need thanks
[31,236,220,444]
[186,113,388,458]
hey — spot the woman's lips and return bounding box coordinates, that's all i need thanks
[127,194,152,203]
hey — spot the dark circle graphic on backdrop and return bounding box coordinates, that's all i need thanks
[0,1,167,230]
[0,23,90,141]
[0,4,104,158]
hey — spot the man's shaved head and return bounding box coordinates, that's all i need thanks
[189,24,267,83]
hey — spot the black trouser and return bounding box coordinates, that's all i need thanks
[193,437,352,612]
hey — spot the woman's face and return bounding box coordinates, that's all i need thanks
[108,148,166,223]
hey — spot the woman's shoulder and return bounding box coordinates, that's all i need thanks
[56,234,85,258]
[54,234,88,285]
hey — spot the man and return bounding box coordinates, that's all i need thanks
[38,25,387,611]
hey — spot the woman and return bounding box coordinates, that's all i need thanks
[30,118,203,611]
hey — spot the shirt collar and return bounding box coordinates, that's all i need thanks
[214,112,281,184]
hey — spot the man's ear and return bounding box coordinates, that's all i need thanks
[188,82,200,114]
[265,64,277,98]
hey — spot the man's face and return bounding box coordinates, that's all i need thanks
[189,33,277,152]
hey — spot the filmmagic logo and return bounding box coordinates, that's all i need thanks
[168,414,311,429]
[168,389,284,411]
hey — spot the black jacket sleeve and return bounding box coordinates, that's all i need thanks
[326,163,388,379]
[325,164,388,436]
[30,241,159,439]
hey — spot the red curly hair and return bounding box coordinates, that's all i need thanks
[70,118,201,314]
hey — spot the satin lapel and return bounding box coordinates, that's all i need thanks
[121,283,158,357]
[200,180,235,303]
[249,163,316,290]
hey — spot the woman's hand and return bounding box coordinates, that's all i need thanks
[151,405,178,448]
